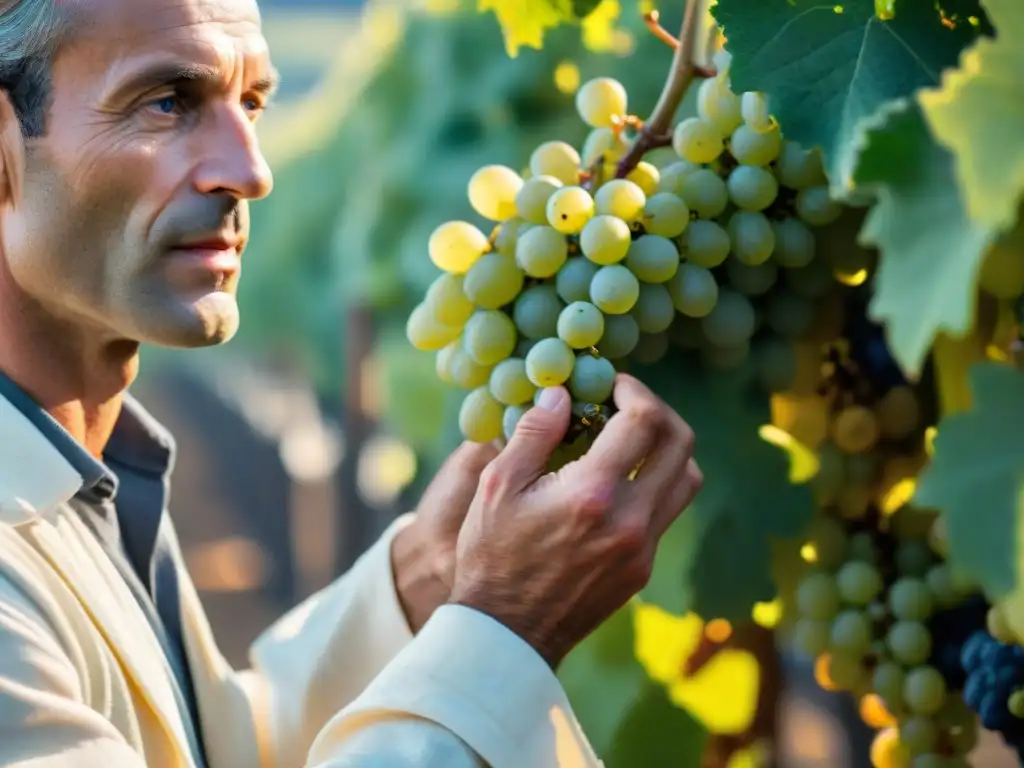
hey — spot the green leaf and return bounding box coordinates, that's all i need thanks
[607,680,708,767]
[914,363,1024,597]
[376,327,452,451]
[712,0,982,194]
[850,99,997,376]
[918,0,1024,233]
[478,0,575,56]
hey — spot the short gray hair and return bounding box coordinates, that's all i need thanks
[0,0,69,136]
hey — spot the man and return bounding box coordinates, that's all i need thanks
[0,0,703,765]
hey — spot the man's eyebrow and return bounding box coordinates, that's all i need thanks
[112,62,280,98]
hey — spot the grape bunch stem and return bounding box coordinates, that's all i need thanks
[616,2,716,180]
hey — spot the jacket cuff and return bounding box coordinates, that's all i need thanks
[309,604,602,768]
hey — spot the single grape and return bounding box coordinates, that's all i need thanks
[580,214,631,265]
[876,386,921,440]
[926,565,961,609]
[428,221,489,273]
[806,515,848,570]
[765,290,816,338]
[887,621,932,666]
[796,572,841,621]
[425,272,474,327]
[450,346,493,388]
[696,74,743,135]
[513,284,563,340]
[590,264,640,314]
[682,219,731,268]
[873,663,906,710]
[771,218,816,268]
[516,175,564,224]
[529,141,581,186]
[626,162,660,196]
[546,186,595,235]
[987,605,1017,644]
[581,127,629,167]
[890,578,933,622]
[832,405,880,454]
[493,217,522,257]
[502,404,529,441]
[516,225,568,278]
[568,354,616,403]
[796,186,843,226]
[462,310,517,366]
[630,283,675,334]
[740,91,773,132]
[729,123,782,166]
[727,165,779,211]
[673,117,725,164]
[489,358,537,406]
[642,192,690,238]
[870,727,909,768]
[899,716,938,756]
[463,252,524,308]
[406,302,461,351]
[727,259,778,296]
[597,313,640,359]
[467,164,523,221]
[575,76,628,129]
[631,331,669,364]
[435,341,459,384]
[624,234,679,283]
[525,337,576,387]
[825,650,869,691]
[775,141,826,190]
[793,618,831,657]
[837,560,884,605]
[668,262,718,318]
[556,257,601,303]
[831,609,873,655]
[754,336,797,391]
[728,210,775,265]
[895,539,934,578]
[458,387,504,443]
[903,667,947,716]
[594,179,647,223]
[700,289,755,347]
[655,160,699,195]
[678,168,728,219]
[849,532,880,564]
[642,147,678,169]
[558,301,605,349]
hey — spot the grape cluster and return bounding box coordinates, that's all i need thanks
[407,59,873,443]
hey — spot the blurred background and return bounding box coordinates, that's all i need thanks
[133,0,1014,764]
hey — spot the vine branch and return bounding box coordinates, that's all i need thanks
[615,4,716,179]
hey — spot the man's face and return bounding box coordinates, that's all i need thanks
[0,0,275,348]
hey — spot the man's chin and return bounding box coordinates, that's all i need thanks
[141,292,241,349]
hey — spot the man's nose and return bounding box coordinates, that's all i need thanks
[193,108,274,201]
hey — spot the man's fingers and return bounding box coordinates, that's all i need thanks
[629,396,695,501]
[650,458,703,538]
[577,374,665,480]
[485,386,572,494]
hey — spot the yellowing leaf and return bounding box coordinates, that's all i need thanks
[581,0,621,52]
[633,603,704,682]
[478,0,573,56]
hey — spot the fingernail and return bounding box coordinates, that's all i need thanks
[537,387,565,411]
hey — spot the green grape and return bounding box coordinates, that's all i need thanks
[462,310,517,366]
[765,290,816,338]
[546,186,595,235]
[668,262,718,317]
[903,667,946,716]
[740,91,773,132]
[729,123,782,166]
[656,160,700,195]
[435,341,460,384]
[727,210,775,265]
[597,313,640,359]
[406,302,461,351]
[827,650,869,691]
[831,609,873,655]
[727,259,778,296]
[754,336,796,391]
[450,346,493,388]
[895,540,934,578]
[516,225,568,278]
[678,168,728,219]
[796,186,843,226]
[696,74,742,135]
[837,560,884,605]
[624,234,679,283]
[468,164,523,221]
[682,219,731,267]
[529,141,581,186]
[630,283,675,334]
[849,532,880,564]
[581,127,629,167]
[569,354,616,403]
[557,301,606,349]
[873,662,905,710]
[575,76,628,129]
[910,755,948,768]
[887,621,932,666]
[980,231,1024,298]
[775,141,826,190]
[525,337,576,387]
[701,340,750,371]
[556,257,600,303]
[516,175,564,224]
[807,515,848,570]
[793,618,831,657]
[899,716,938,756]
[425,272,474,327]
[463,252,525,308]
[785,258,835,298]
[513,284,563,340]
[458,387,504,443]
[489,357,537,406]
[668,316,705,349]
[642,193,690,238]
[580,215,631,265]
[642,147,678,169]
[1008,690,1024,718]
[631,331,669,364]
[428,220,489,274]
[493,217,522,258]
[796,572,841,621]
[502,404,529,441]
[700,289,755,347]
[594,179,647,223]
[987,606,1016,644]
[889,578,933,622]
[672,117,725,164]
[727,165,779,211]
[626,162,660,196]
[590,264,640,314]
[771,218,816,268]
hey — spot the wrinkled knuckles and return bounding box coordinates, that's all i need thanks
[625,554,655,591]
[625,402,664,433]
[611,518,648,558]
[477,462,510,505]
[569,486,614,522]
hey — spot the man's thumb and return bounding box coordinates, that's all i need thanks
[498,386,571,489]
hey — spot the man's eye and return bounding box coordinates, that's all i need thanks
[147,95,181,115]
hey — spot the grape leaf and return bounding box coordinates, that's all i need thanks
[712,0,982,194]
[850,99,997,377]
[914,363,1024,597]
[918,0,1024,233]
[478,0,575,56]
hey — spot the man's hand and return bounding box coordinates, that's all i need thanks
[450,374,702,667]
[391,441,498,632]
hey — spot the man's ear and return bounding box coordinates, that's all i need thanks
[0,90,25,208]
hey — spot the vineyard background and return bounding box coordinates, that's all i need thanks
[134,0,1023,765]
